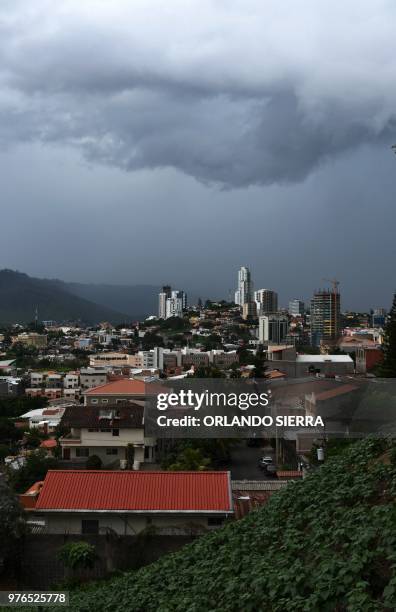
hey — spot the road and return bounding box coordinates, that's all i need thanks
[229,442,275,480]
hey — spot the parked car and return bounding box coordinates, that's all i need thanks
[258,456,273,469]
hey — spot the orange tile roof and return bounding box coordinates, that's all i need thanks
[35,470,233,512]
[84,379,164,396]
[266,370,287,379]
[40,439,57,449]
[315,384,359,401]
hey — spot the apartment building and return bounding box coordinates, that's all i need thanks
[79,368,108,390]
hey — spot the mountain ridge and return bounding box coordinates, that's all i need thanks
[0,270,147,325]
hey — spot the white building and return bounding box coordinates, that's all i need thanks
[235,266,253,306]
[289,299,305,316]
[159,287,187,319]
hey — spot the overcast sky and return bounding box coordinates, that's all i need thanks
[0,0,395,310]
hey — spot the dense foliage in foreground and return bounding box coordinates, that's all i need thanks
[57,439,396,610]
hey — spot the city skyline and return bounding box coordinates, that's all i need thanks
[0,2,396,310]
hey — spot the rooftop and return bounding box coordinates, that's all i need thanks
[296,354,354,363]
[34,470,233,513]
[61,403,144,429]
[84,378,165,396]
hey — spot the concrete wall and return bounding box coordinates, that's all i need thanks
[31,512,222,536]
[19,533,197,590]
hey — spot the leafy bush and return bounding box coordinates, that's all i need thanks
[8,450,58,493]
[57,542,96,571]
[60,437,396,611]
[86,455,102,470]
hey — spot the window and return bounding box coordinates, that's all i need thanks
[208,517,224,527]
[106,448,118,455]
[76,448,89,457]
[91,399,98,404]
[101,399,108,404]
[82,519,99,535]
[112,429,119,437]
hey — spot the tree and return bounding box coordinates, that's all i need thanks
[86,455,102,470]
[0,444,10,462]
[8,450,59,493]
[168,447,210,471]
[0,478,25,575]
[379,292,396,377]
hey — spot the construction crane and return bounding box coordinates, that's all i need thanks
[322,278,340,293]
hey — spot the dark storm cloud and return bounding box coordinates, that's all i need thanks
[0,1,396,187]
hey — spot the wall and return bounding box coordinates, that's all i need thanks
[19,533,197,590]
[31,512,217,536]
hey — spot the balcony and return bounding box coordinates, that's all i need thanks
[59,432,81,445]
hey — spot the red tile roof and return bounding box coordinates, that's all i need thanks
[35,470,233,513]
[40,439,57,449]
[315,384,359,401]
[84,379,165,396]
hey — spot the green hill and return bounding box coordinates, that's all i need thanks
[0,270,130,325]
[61,437,396,611]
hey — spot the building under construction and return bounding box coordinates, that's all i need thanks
[310,284,341,347]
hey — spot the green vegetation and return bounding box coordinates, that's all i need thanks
[0,269,129,325]
[379,292,396,377]
[60,438,396,611]
[86,455,102,470]
[58,542,97,571]
[0,396,48,419]
[8,450,59,493]
[160,439,235,470]
[0,477,25,573]
[167,447,211,471]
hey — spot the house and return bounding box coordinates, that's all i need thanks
[83,378,164,406]
[19,407,66,433]
[232,480,288,519]
[0,359,17,376]
[59,403,156,467]
[0,376,22,396]
[79,368,108,391]
[21,470,234,535]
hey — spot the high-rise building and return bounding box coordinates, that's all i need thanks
[158,285,171,319]
[255,289,278,315]
[235,266,253,307]
[289,299,305,317]
[159,287,187,319]
[258,314,288,345]
[372,308,386,328]
[310,288,341,347]
[242,302,257,320]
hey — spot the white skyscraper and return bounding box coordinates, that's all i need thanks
[288,299,304,317]
[235,266,253,306]
[158,285,171,319]
[159,287,187,319]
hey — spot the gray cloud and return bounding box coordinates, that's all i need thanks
[0,1,396,187]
